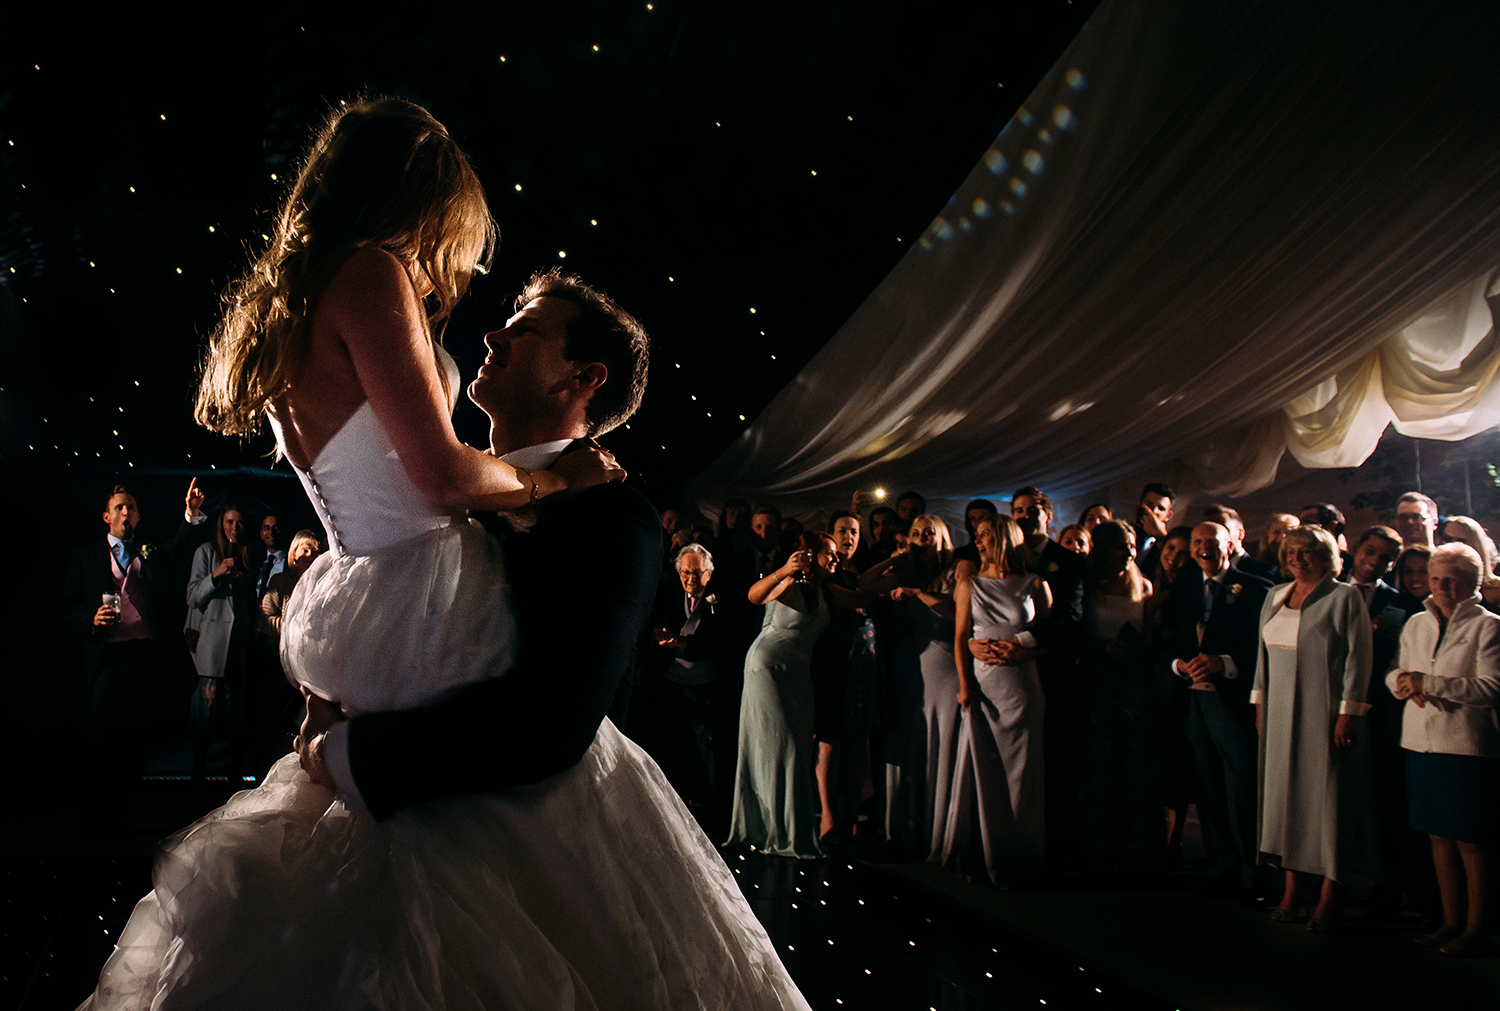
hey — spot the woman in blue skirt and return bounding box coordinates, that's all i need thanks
[1389,542,1500,957]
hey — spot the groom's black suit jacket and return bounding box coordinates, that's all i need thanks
[347,480,663,821]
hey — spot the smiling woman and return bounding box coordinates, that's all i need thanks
[1388,543,1500,955]
[1253,525,1378,930]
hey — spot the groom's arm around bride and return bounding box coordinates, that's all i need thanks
[308,267,661,820]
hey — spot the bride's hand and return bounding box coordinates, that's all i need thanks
[551,445,626,493]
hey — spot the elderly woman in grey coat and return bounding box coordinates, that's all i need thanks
[1253,525,1378,930]
[1389,542,1500,956]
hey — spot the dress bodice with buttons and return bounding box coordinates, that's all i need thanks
[271,345,516,714]
[270,348,463,557]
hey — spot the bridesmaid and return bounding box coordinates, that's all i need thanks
[1077,520,1159,873]
[945,516,1052,887]
[728,530,864,856]
[859,515,962,858]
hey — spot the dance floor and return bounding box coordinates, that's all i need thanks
[6,778,1500,1010]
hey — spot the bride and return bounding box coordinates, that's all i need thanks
[79,98,809,1010]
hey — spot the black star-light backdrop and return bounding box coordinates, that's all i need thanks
[1,2,1095,533]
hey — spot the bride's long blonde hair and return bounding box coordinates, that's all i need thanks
[195,97,495,436]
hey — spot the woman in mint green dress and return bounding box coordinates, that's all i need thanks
[728,531,865,856]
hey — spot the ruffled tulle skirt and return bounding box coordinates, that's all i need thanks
[280,520,518,716]
[79,722,809,1010]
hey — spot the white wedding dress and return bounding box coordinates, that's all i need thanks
[80,352,810,1011]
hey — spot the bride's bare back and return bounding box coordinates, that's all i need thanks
[271,246,447,472]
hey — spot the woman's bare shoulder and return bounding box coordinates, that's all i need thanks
[319,246,416,325]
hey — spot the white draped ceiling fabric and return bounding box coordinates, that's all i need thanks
[688,1,1500,523]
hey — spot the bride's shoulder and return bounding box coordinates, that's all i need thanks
[323,246,411,304]
[316,246,425,349]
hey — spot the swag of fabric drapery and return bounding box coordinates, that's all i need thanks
[687,0,1500,518]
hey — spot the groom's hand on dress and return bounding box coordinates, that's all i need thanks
[296,689,346,788]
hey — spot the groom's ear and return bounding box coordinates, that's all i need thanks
[571,362,608,395]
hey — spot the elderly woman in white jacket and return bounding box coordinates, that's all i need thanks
[1388,542,1500,957]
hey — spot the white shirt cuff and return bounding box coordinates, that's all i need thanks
[1219,655,1238,679]
[322,721,366,808]
[1250,689,1264,704]
[1015,631,1037,649]
[1172,659,1190,679]
[185,511,207,524]
[1338,700,1371,716]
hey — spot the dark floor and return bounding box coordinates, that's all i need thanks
[4,830,1172,1011]
[7,763,1500,1010]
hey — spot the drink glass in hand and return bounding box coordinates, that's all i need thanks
[101,592,121,622]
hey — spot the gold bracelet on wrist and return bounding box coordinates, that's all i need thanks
[516,466,539,504]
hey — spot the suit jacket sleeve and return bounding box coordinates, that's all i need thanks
[1171,567,1203,665]
[347,483,663,821]
[1029,542,1085,648]
[62,543,105,639]
[1339,584,1375,709]
[1213,573,1270,695]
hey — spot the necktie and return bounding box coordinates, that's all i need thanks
[114,541,130,573]
[257,554,277,598]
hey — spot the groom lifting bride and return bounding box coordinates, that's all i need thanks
[299,266,663,816]
[80,98,807,1010]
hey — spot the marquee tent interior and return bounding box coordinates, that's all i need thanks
[687,1,1500,528]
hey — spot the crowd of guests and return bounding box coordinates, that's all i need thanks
[64,473,1500,954]
[62,480,324,833]
[634,485,1500,955]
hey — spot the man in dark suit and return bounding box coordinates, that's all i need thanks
[62,484,207,833]
[1342,523,1407,917]
[1010,486,1085,627]
[1132,481,1177,578]
[1009,485,1087,862]
[1301,502,1352,578]
[299,268,660,821]
[1204,504,1277,583]
[1171,522,1272,899]
[636,542,735,829]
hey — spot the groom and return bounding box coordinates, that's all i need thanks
[303,268,661,819]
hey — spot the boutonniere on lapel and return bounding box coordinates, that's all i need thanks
[704,594,718,614]
[1225,583,1243,605]
[139,543,156,559]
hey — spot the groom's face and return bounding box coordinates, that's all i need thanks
[469,296,582,419]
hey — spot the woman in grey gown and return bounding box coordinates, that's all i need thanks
[1253,525,1378,929]
[945,516,1052,887]
[858,515,963,858]
[728,530,864,857]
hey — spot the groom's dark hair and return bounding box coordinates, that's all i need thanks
[519,268,649,437]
